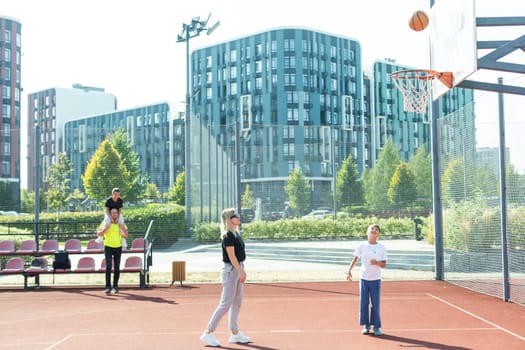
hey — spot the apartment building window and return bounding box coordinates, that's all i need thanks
[286,91,298,104]
[303,75,310,88]
[304,108,311,122]
[287,161,296,174]
[284,56,295,69]
[255,77,262,90]
[331,78,337,91]
[246,62,251,75]
[255,60,262,73]
[330,45,337,58]
[4,67,10,81]
[4,123,9,137]
[283,126,294,139]
[284,74,295,86]
[4,142,10,155]
[284,143,295,156]
[255,43,262,55]
[2,161,9,174]
[230,50,237,62]
[127,116,134,145]
[2,104,10,119]
[78,124,86,153]
[206,87,212,99]
[4,48,10,62]
[4,29,11,43]
[271,40,277,53]
[230,66,237,79]
[287,108,298,122]
[3,86,10,99]
[206,55,212,68]
[229,83,237,95]
[206,71,212,84]
[284,38,295,51]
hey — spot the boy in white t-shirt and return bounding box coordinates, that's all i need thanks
[346,224,387,336]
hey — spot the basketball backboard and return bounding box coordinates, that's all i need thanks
[429,0,477,100]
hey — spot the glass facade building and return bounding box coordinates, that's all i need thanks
[0,16,22,211]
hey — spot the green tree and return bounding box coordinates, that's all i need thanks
[284,167,311,216]
[164,171,185,205]
[69,189,85,211]
[441,158,466,204]
[388,162,417,209]
[473,163,498,200]
[20,189,46,214]
[108,129,148,202]
[336,154,363,209]
[363,138,401,210]
[506,164,525,205]
[45,152,74,211]
[241,184,255,208]
[144,183,161,201]
[408,146,432,210]
[82,139,131,204]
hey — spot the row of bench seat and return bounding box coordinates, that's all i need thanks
[0,238,148,255]
[0,238,150,289]
[1,255,143,274]
[1,255,144,289]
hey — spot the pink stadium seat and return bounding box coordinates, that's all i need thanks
[129,238,148,253]
[74,257,95,273]
[1,257,25,274]
[64,239,82,254]
[121,256,143,273]
[0,240,15,255]
[15,240,37,255]
[84,239,104,253]
[39,239,59,255]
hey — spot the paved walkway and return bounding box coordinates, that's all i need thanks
[151,239,436,280]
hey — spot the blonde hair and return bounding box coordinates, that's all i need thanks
[220,208,239,238]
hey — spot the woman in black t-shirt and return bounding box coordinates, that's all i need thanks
[200,208,251,347]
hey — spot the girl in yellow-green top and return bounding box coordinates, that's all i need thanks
[96,208,128,294]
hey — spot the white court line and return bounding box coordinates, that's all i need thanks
[427,293,525,342]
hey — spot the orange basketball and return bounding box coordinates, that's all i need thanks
[409,10,429,32]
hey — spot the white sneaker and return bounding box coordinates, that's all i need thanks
[200,332,220,347]
[228,331,251,344]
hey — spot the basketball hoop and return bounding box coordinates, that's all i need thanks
[391,69,453,114]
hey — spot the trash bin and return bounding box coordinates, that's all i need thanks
[171,261,186,286]
[413,218,423,241]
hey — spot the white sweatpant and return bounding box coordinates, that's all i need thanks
[206,262,244,332]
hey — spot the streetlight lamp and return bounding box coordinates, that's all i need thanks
[177,14,220,236]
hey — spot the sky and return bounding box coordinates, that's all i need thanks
[1,0,525,184]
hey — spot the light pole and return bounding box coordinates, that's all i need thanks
[177,14,219,236]
[34,120,41,251]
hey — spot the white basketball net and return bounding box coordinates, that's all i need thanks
[391,70,435,114]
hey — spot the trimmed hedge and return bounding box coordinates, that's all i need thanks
[194,216,416,242]
[0,204,185,245]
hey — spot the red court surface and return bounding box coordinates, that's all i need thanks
[1,280,524,350]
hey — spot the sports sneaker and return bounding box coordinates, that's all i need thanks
[110,287,119,294]
[200,331,220,347]
[105,287,111,294]
[373,328,384,336]
[361,326,370,335]
[229,331,251,344]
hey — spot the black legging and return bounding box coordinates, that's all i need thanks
[104,246,122,288]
